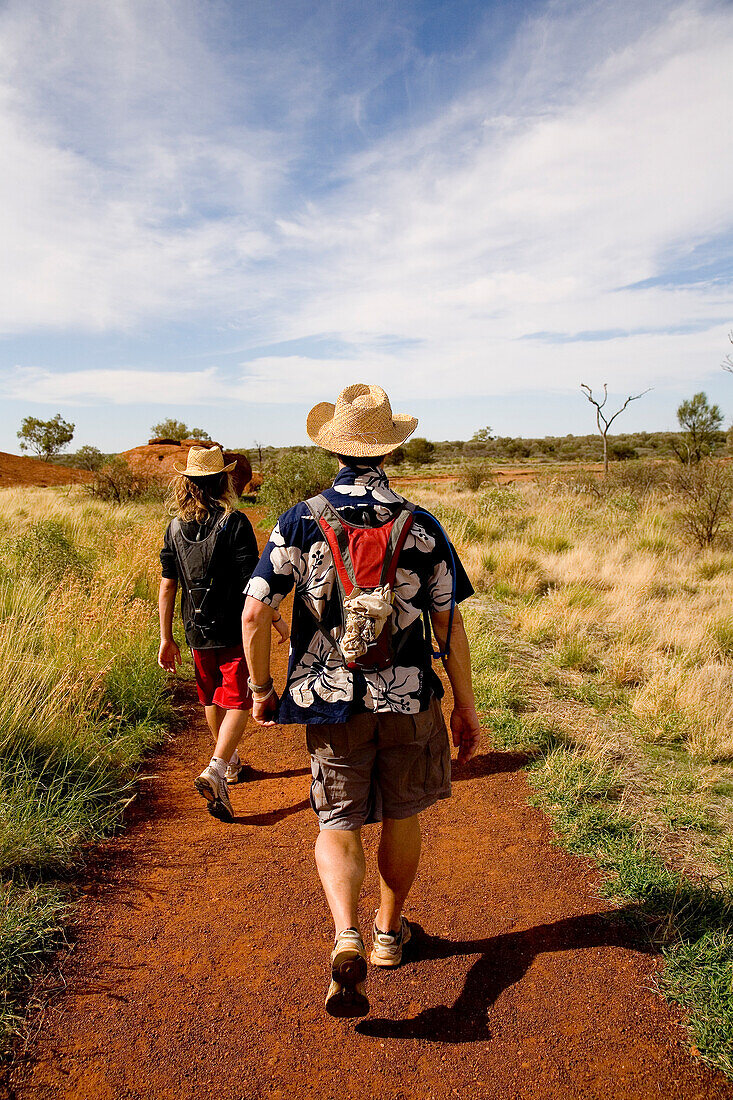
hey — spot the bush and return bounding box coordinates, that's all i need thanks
[403,437,435,465]
[477,485,525,518]
[456,461,494,491]
[258,451,338,521]
[672,461,733,549]
[11,520,90,587]
[88,459,159,504]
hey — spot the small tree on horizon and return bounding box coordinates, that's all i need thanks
[674,392,724,464]
[17,414,75,461]
[580,383,651,475]
[150,418,211,442]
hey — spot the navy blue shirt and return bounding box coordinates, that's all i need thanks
[245,464,473,724]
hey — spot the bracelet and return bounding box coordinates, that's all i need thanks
[251,685,275,703]
[247,675,273,694]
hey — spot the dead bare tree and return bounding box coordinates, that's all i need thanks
[722,331,733,374]
[580,383,651,475]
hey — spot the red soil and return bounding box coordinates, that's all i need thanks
[5,517,732,1100]
[0,452,92,489]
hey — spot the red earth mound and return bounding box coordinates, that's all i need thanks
[0,451,93,489]
[120,441,253,495]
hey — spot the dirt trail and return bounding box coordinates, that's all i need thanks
[6,523,733,1099]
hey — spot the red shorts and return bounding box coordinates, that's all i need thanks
[192,645,253,710]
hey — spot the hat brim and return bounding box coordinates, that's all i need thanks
[306,402,418,457]
[173,460,237,475]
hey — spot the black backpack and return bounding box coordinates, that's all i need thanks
[169,513,237,649]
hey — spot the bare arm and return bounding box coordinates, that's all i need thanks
[242,596,278,725]
[157,578,182,671]
[429,606,481,764]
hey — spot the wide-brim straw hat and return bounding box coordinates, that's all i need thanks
[306,383,418,457]
[174,445,236,476]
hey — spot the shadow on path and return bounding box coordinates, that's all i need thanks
[233,798,311,826]
[451,751,528,782]
[358,911,648,1043]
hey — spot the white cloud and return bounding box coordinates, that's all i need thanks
[0,0,731,409]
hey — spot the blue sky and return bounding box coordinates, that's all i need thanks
[1,0,732,452]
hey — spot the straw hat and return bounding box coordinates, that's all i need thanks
[174,445,236,476]
[306,383,418,458]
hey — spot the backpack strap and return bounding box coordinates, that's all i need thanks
[379,502,415,586]
[168,512,230,611]
[307,494,358,595]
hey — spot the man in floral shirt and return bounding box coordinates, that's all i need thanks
[242,383,481,1019]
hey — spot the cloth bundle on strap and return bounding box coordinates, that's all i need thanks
[341,585,393,663]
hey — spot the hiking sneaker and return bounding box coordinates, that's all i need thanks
[194,765,234,823]
[226,761,254,785]
[325,928,369,1019]
[370,915,412,968]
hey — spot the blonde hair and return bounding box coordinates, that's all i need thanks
[167,472,238,523]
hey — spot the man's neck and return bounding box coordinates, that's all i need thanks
[337,460,385,470]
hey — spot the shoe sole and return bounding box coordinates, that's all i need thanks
[194,776,234,823]
[325,952,369,1019]
[370,924,412,968]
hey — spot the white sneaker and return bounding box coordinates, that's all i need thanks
[225,761,253,785]
[370,915,412,967]
[194,765,234,823]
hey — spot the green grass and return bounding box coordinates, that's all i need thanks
[465,605,733,1079]
[0,492,174,1054]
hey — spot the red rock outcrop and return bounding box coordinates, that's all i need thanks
[121,442,252,496]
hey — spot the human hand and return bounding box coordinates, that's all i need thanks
[272,614,289,645]
[158,639,182,673]
[252,690,279,726]
[450,704,481,765]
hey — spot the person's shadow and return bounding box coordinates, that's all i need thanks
[357,910,648,1042]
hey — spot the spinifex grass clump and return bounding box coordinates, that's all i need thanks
[0,488,173,1050]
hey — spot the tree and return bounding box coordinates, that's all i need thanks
[17,414,75,461]
[471,426,494,442]
[580,384,651,475]
[74,445,105,471]
[253,440,264,471]
[150,418,211,442]
[674,392,723,464]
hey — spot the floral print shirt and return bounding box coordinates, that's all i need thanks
[244,464,474,725]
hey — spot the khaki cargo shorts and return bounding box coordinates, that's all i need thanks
[306,695,451,831]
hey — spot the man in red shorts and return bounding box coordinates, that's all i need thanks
[157,445,288,821]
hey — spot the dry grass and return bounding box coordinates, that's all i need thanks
[0,487,173,1047]
[416,479,733,761]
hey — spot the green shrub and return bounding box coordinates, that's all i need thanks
[456,462,493,491]
[258,451,338,522]
[672,461,733,549]
[11,520,89,587]
[477,485,524,518]
[403,437,435,465]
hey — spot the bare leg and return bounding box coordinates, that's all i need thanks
[204,704,224,742]
[212,708,249,766]
[315,830,366,935]
[376,815,421,932]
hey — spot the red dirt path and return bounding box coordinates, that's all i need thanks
[5,521,733,1099]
